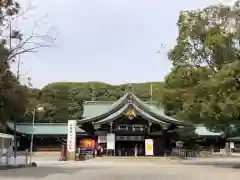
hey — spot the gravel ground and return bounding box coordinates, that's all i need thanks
[0,157,239,180]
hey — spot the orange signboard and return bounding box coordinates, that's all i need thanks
[79,139,95,149]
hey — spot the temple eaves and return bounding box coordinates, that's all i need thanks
[78,90,185,126]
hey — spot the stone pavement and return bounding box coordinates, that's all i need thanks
[182,157,240,166]
[32,155,240,166]
[0,157,240,180]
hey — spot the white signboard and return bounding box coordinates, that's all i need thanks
[98,135,107,143]
[107,133,115,150]
[67,120,77,152]
[230,142,235,149]
[145,139,154,156]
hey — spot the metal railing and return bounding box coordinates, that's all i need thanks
[166,148,213,158]
[0,150,29,165]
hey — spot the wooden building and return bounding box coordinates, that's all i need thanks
[77,89,188,156]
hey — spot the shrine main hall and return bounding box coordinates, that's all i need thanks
[76,89,188,156]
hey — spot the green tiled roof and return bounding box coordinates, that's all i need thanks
[132,93,183,125]
[228,137,240,141]
[82,100,159,119]
[96,104,129,125]
[132,104,168,127]
[194,125,221,136]
[80,91,184,125]
[83,103,111,118]
[7,122,85,135]
[95,103,168,126]
[6,122,220,137]
[80,93,129,123]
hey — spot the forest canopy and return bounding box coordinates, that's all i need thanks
[160,1,240,136]
[25,81,164,123]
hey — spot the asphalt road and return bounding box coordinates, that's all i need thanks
[0,158,240,180]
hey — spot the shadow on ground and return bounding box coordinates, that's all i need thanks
[0,166,82,178]
[182,161,240,169]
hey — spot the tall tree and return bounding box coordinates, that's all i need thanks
[162,1,240,135]
[0,0,28,127]
[168,1,240,70]
[0,0,57,126]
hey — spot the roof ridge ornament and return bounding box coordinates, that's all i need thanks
[125,84,135,103]
[125,84,135,93]
[125,106,136,120]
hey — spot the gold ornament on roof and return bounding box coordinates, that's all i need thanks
[125,108,136,120]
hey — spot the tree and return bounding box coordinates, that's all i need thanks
[67,88,84,120]
[168,1,240,70]
[0,0,57,126]
[0,61,28,126]
[24,81,164,123]
[3,2,57,63]
[161,1,240,135]
[0,0,28,127]
[34,83,84,123]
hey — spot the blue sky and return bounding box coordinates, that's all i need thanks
[13,0,234,88]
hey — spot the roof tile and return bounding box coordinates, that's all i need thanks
[7,122,85,135]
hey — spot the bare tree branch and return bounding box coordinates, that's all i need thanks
[2,4,58,63]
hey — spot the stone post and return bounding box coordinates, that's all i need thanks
[67,120,77,161]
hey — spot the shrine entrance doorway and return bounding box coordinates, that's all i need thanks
[115,135,145,156]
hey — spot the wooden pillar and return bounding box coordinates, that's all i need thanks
[67,120,77,161]
[108,122,114,156]
[148,122,152,134]
[162,129,168,154]
[109,122,113,133]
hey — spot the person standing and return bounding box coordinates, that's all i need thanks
[134,144,138,157]
[97,145,103,157]
[98,145,103,157]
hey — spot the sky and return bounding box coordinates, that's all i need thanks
[12,0,236,88]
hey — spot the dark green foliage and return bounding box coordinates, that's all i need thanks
[161,1,240,136]
[26,82,164,123]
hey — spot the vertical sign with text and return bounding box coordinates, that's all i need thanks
[67,120,77,152]
[107,133,115,150]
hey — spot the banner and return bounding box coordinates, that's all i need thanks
[107,133,115,150]
[67,120,77,152]
[145,139,154,156]
[79,139,95,149]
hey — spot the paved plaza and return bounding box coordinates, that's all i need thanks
[0,158,240,180]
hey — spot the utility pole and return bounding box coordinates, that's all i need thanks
[14,51,21,164]
[9,14,21,164]
[29,108,35,163]
[91,84,95,101]
[9,16,17,164]
[150,84,153,102]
